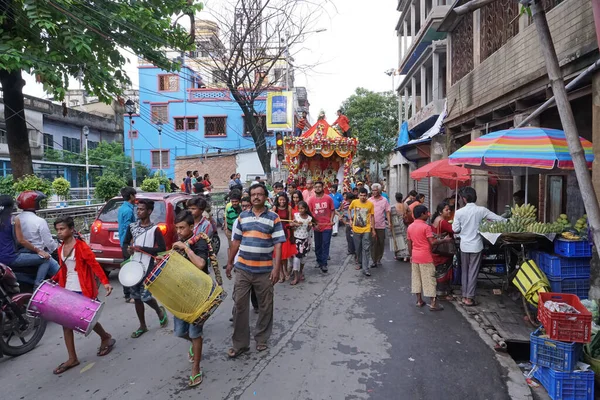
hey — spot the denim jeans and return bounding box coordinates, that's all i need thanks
[10,252,60,286]
[314,229,332,267]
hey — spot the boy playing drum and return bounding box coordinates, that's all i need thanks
[52,216,115,374]
[170,210,215,387]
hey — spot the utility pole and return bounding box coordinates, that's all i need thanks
[125,99,137,188]
[284,30,290,91]
[156,121,163,176]
[82,125,90,205]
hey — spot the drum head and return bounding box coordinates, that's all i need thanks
[118,261,145,287]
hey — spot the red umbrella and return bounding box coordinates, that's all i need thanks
[411,159,471,188]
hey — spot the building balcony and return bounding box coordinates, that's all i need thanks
[408,98,445,131]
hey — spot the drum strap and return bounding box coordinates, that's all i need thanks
[186,232,223,286]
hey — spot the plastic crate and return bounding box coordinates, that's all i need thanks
[528,250,542,268]
[530,327,583,371]
[538,293,592,344]
[540,253,591,280]
[533,366,594,400]
[554,239,593,258]
[548,278,590,300]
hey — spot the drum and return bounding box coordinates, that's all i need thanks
[144,251,225,325]
[119,260,145,287]
[27,280,104,336]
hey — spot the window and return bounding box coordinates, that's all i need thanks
[150,150,170,169]
[150,104,168,123]
[273,68,283,84]
[158,74,179,91]
[212,70,225,85]
[0,129,6,144]
[128,130,139,139]
[204,116,227,137]
[88,140,99,151]
[43,133,53,149]
[173,117,198,131]
[62,136,81,153]
[243,115,272,136]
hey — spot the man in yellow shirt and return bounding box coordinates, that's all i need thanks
[349,188,376,276]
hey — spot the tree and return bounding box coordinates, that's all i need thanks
[199,0,326,174]
[88,141,149,186]
[341,88,399,175]
[0,0,203,179]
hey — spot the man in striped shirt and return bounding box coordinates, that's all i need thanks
[225,183,286,357]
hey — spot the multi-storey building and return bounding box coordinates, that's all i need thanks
[440,0,598,220]
[125,19,305,183]
[390,0,451,208]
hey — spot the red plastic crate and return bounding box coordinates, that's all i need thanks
[538,293,592,344]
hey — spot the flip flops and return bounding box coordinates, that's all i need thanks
[53,361,80,375]
[97,338,116,356]
[189,371,203,387]
[429,304,444,312]
[256,344,268,352]
[188,345,194,363]
[227,347,249,359]
[131,328,148,338]
[158,306,169,327]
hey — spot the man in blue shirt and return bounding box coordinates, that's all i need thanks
[118,186,137,303]
[329,184,343,236]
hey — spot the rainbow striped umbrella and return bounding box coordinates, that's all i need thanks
[448,127,593,172]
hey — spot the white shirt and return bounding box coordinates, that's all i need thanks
[293,214,312,239]
[231,218,240,264]
[17,211,58,253]
[62,247,81,292]
[452,203,504,253]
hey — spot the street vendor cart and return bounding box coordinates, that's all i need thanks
[283,119,358,191]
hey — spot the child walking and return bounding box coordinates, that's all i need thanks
[274,193,297,282]
[290,201,314,285]
[52,216,115,375]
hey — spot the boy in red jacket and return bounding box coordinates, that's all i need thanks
[52,216,115,375]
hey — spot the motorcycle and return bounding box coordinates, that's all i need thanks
[0,263,47,357]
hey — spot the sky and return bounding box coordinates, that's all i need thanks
[21,1,399,121]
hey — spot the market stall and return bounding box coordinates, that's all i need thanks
[283,119,358,191]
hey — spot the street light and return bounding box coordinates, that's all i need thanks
[125,99,137,188]
[82,125,90,205]
[156,121,163,176]
[385,69,397,93]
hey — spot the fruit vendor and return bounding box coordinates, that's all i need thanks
[452,187,505,307]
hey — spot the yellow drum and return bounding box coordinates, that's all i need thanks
[145,251,225,325]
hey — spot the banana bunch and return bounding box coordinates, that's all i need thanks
[480,220,525,233]
[511,203,537,227]
[526,222,564,234]
[562,232,581,240]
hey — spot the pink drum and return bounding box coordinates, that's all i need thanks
[27,280,104,336]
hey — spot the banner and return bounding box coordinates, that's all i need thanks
[266,91,293,131]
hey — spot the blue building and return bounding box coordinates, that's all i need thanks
[124,61,278,181]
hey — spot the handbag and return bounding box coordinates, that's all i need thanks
[432,222,456,256]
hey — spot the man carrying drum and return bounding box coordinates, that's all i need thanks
[170,210,214,387]
[226,183,286,357]
[52,216,115,375]
[121,199,168,338]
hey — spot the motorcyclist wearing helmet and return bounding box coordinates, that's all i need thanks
[0,194,59,287]
[13,191,60,286]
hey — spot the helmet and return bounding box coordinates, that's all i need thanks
[16,190,46,211]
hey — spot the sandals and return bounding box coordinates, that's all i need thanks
[97,338,116,356]
[227,347,249,359]
[256,344,268,352]
[188,345,194,363]
[53,361,80,375]
[189,371,203,387]
[158,306,169,327]
[131,328,148,338]
[416,301,425,308]
[429,304,444,312]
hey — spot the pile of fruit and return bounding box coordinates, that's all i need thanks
[480,204,563,234]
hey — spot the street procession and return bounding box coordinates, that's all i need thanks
[2,0,600,399]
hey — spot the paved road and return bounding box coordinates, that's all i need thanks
[0,228,514,400]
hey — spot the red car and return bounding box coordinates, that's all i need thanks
[89,192,193,271]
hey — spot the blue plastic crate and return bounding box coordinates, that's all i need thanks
[529,250,542,268]
[530,327,582,372]
[540,253,591,280]
[533,366,594,400]
[555,239,593,258]
[548,278,590,300]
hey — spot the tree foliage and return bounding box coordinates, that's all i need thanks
[0,0,203,178]
[95,173,126,201]
[13,175,53,207]
[0,175,15,196]
[140,177,160,192]
[341,88,399,165]
[88,141,149,186]
[52,177,71,199]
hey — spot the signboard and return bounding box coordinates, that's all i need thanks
[266,91,293,131]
